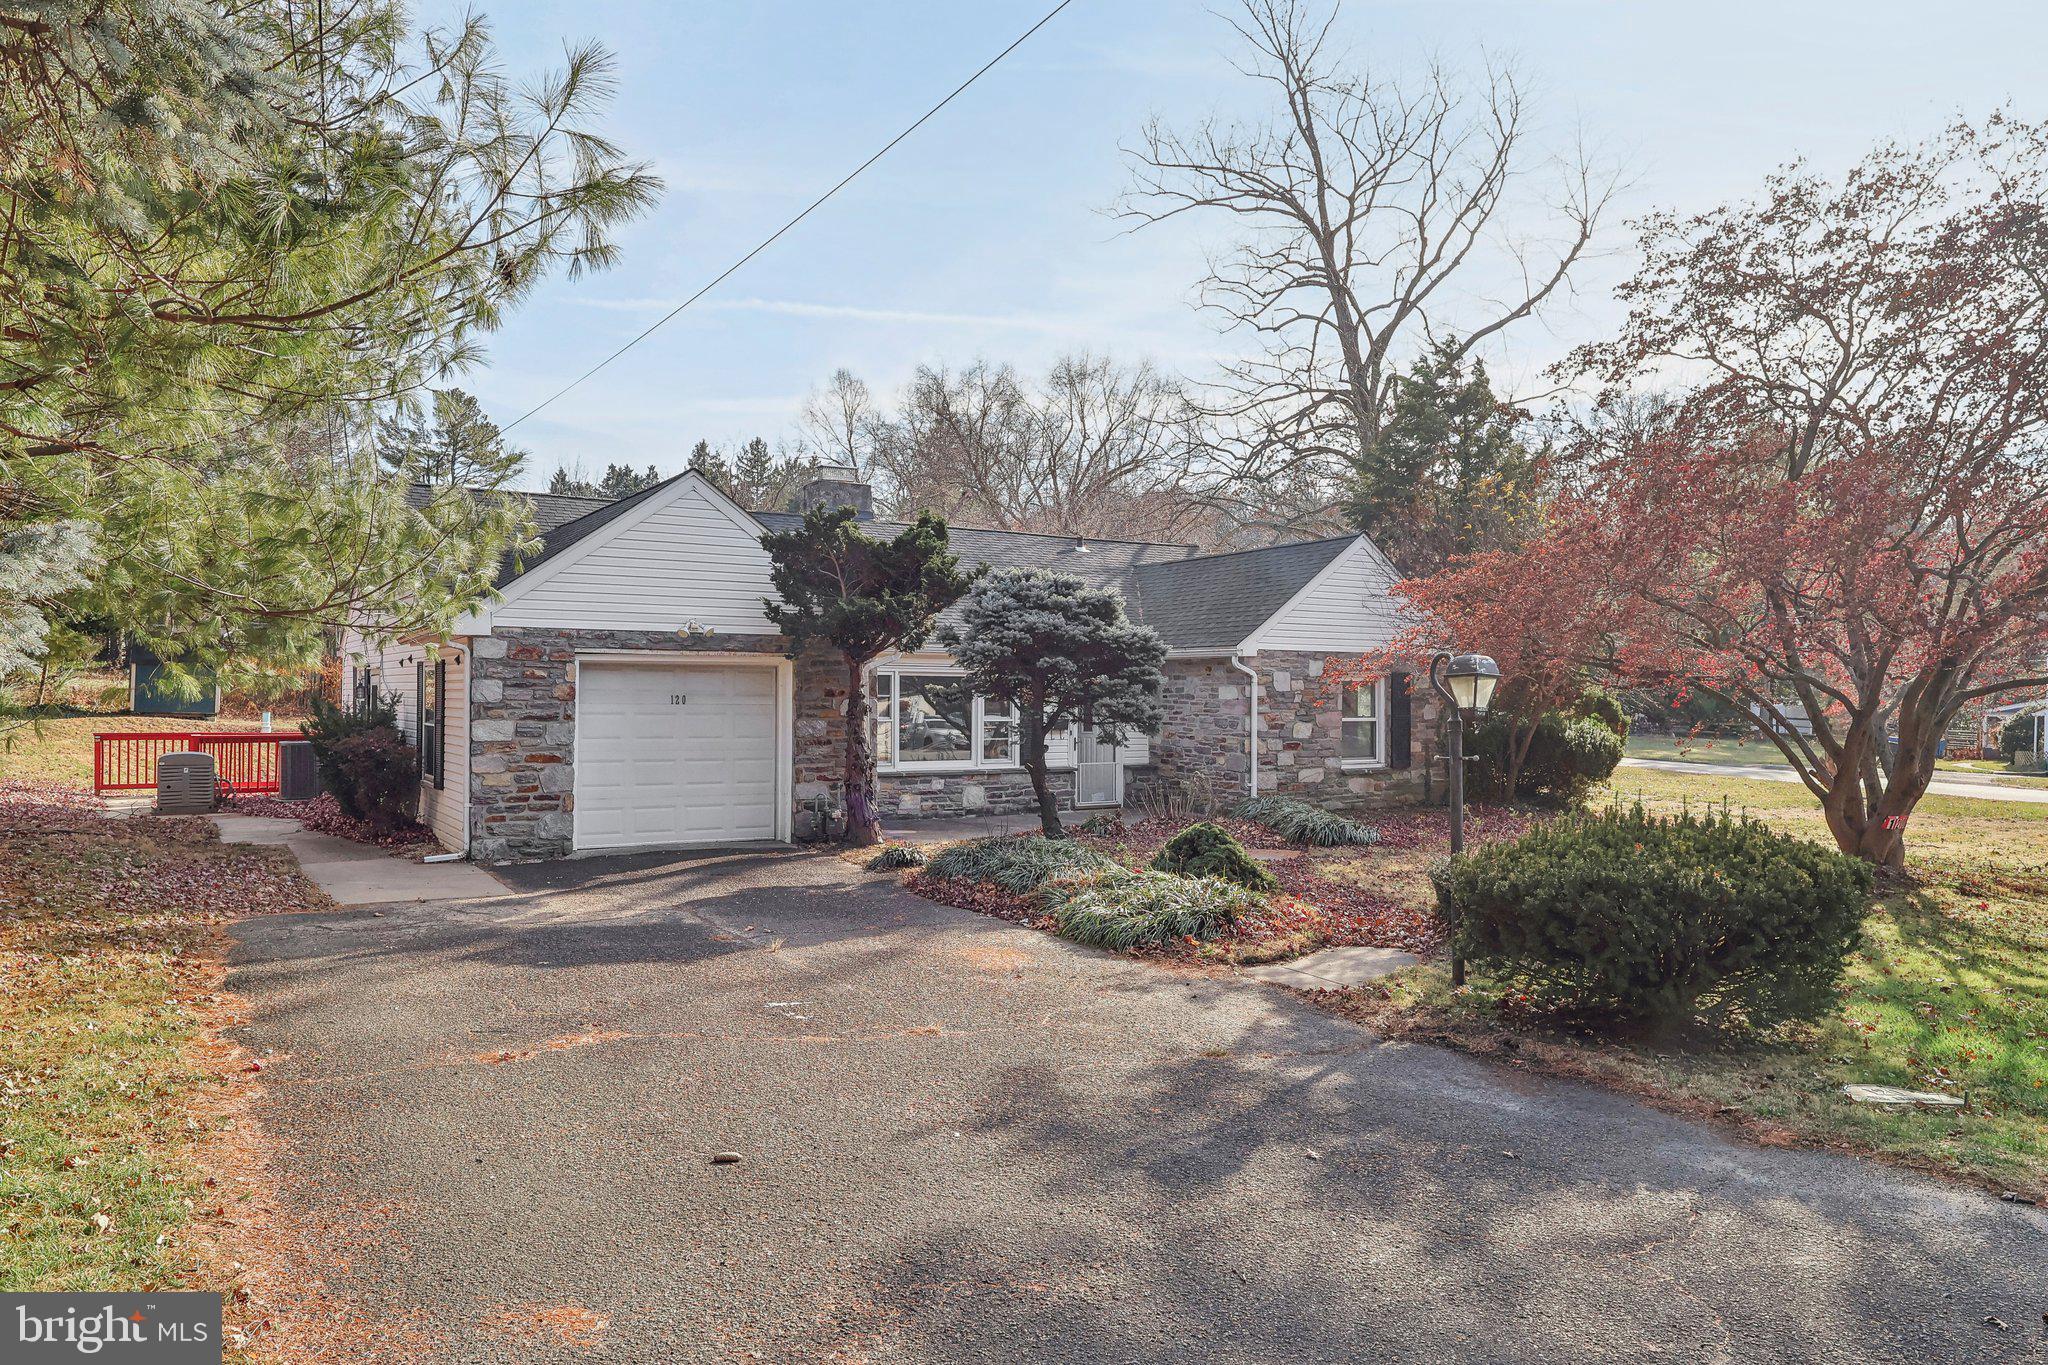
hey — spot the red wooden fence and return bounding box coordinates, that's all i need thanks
[93,731,304,796]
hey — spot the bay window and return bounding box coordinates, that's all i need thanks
[1339,679,1385,766]
[875,670,1021,770]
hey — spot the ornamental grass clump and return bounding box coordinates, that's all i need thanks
[1432,804,1874,1029]
[924,835,1113,894]
[1151,821,1278,891]
[1051,868,1263,951]
[865,843,926,871]
[1236,795,1381,847]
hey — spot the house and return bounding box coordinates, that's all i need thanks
[1980,698,2047,762]
[342,467,1441,862]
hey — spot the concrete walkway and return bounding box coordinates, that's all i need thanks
[1246,944,1419,991]
[212,814,508,906]
[1620,757,2048,805]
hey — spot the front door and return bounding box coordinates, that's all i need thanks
[1073,727,1123,808]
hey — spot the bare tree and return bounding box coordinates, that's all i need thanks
[866,355,1220,543]
[797,369,879,474]
[1120,0,1617,537]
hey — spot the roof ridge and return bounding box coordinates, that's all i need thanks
[749,507,1196,552]
[1141,531,1360,569]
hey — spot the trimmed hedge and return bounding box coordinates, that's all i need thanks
[1470,710,1624,807]
[924,836,1113,894]
[1432,805,1873,1027]
[1236,795,1381,847]
[1152,821,1277,890]
[1051,868,1263,950]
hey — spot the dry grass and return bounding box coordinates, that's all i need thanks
[0,786,329,1295]
[0,714,309,790]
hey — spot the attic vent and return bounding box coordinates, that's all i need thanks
[155,752,218,815]
[1070,537,1090,553]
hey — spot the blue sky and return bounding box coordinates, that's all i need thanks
[464,1,2048,489]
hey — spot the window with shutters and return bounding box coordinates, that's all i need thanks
[429,660,446,788]
[1338,678,1387,767]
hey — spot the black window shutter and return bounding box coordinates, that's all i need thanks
[414,661,426,753]
[1388,670,1412,769]
[433,660,447,789]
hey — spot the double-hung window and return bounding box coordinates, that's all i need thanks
[875,671,1020,770]
[1339,679,1385,766]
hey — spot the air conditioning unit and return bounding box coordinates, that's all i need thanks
[155,752,218,815]
[277,740,319,802]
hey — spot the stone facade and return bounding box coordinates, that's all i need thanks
[1144,652,1441,815]
[880,767,1077,820]
[467,626,825,862]
[466,630,1436,862]
[466,625,1077,861]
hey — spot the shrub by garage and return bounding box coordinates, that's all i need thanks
[1432,805,1873,1028]
[304,694,419,836]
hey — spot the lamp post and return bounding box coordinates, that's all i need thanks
[1429,651,1500,987]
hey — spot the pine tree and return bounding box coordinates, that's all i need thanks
[377,390,528,487]
[1347,341,1544,574]
[943,570,1167,837]
[760,509,976,845]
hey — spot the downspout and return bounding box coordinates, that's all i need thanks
[1230,654,1260,799]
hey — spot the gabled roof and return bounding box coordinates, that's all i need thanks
[449,478,1373,652]
[408,477,688,587]
[1128,535,1359,651]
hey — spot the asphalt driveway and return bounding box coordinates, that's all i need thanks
[228,849,2048,1363]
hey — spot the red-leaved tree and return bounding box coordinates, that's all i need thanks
[1412,115,2048,866]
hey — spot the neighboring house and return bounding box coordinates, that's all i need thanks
[343,468,1440,862]
[1980,699,2048,761]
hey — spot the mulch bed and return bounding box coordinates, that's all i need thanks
[898,804,1551,963]
[227,792,437,850]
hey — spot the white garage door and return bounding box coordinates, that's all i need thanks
[575,662,780,849]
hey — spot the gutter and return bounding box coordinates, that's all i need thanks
[1230,654,1260,799]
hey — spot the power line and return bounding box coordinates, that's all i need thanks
[503,0,1080,434]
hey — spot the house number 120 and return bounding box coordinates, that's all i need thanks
[670,694,686,705]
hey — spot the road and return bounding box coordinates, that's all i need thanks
[1620,756,2048,805]
[229,849,2048,1363]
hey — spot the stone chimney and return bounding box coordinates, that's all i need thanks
[793,464,873,518]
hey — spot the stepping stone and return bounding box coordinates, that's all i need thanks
[1842,1084,1964,1108]
[1246,945,1419,990]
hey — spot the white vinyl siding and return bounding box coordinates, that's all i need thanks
[421,657,468,851]
[1246,538,1405,653]
[337,629,469,852]
[491,480,781,634]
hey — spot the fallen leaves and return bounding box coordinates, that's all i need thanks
[481,1302,611,1348]
[226,792,437,849]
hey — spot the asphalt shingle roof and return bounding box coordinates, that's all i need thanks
[444,480,1361,651]
[1128,535,1357,651]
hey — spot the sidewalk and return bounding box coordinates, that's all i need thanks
[212,814,509,905]
[1619,757,2048,806]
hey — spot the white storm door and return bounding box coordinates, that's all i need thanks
[576,663,779,850]
[1074,727,1123,808]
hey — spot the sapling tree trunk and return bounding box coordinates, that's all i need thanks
[842,650,881,846]
[1022,707,1063,838]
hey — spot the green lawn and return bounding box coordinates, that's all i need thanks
[1344,765,2048,1198]
[1624,732,2048,786]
